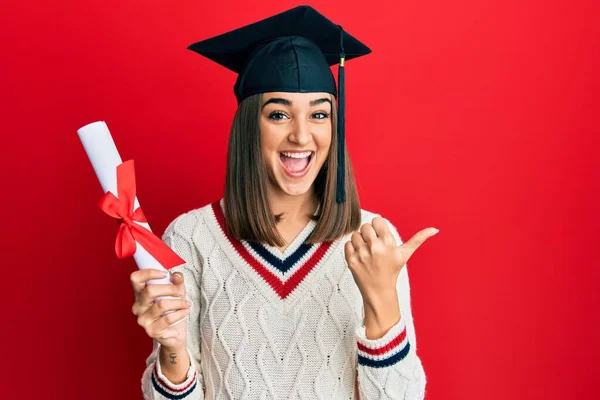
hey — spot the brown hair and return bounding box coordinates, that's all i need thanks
[223,93,361,246]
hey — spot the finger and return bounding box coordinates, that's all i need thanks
[371,217,395,246]
[145,299,191,322]
[171,272,187,298]
[344,240,355,262]
[135,283,182,315]
[400,227,439,260]
[359,223,378,246]
[148,308,191,338]
[351,231,366,251]
[130,269,169,293]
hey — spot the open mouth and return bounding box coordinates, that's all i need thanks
[279,151,314,177]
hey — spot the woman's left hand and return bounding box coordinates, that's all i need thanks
[344,217,439,304]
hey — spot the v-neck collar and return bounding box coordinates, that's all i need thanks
[206,199,338,306]
[256,200,320,260]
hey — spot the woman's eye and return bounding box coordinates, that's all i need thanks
[312,112,330,120]
[268,112,288,120]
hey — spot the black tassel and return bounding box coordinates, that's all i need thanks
[336,26,346,204]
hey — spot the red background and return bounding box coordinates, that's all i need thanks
[1,0,599,398]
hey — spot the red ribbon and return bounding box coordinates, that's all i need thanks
[98,160,185,269]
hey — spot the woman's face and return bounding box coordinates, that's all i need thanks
[259,92,333,198]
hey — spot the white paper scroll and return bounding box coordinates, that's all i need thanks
[77,121,171,286]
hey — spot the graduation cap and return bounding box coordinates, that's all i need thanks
[187,5,371,203]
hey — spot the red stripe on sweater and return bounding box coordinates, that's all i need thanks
[211,201,332,299]
[357,327,407,356]
[153,363,197,393]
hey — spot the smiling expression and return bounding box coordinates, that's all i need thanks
[259,92,333,198]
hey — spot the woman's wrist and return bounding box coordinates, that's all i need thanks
[363,289,401,339]
[160,340,187,354]
[158,344,191,384]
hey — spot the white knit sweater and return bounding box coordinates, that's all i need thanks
[141,199,426,399]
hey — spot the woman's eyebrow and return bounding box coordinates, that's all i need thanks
[262,98,292,108]
[261,97,332,109]
[309,98,332,107]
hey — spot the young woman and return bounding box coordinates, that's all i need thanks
[130,6,437,399]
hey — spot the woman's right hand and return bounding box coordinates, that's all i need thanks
[130,269,191,351]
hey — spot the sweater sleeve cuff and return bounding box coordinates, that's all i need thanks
[151,348,198,399]
[355,317,411,368]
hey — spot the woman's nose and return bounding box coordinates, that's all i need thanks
[288,120,311,145]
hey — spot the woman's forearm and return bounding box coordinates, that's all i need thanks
[363,289,401,339]
[159,345,191,384]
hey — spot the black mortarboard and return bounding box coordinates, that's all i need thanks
[187,5,371,203]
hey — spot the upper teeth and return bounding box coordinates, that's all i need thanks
[281,151,312,159]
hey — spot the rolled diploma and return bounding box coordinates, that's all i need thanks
[77,121,171,286]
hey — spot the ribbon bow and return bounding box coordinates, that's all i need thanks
[98,160,185,269]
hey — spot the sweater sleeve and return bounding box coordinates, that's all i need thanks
[141,212,205,399]
[355,218,427,399]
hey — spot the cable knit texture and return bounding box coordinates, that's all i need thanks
[141,199,426,399]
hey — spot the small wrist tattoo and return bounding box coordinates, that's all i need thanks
[169,353,177,364]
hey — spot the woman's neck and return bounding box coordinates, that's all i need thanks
[268,190,318,252]
[268,189,319,224]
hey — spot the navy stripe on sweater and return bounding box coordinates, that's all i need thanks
[151,373,197,399]
[247,241,314,274]
[357,342,411,368]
